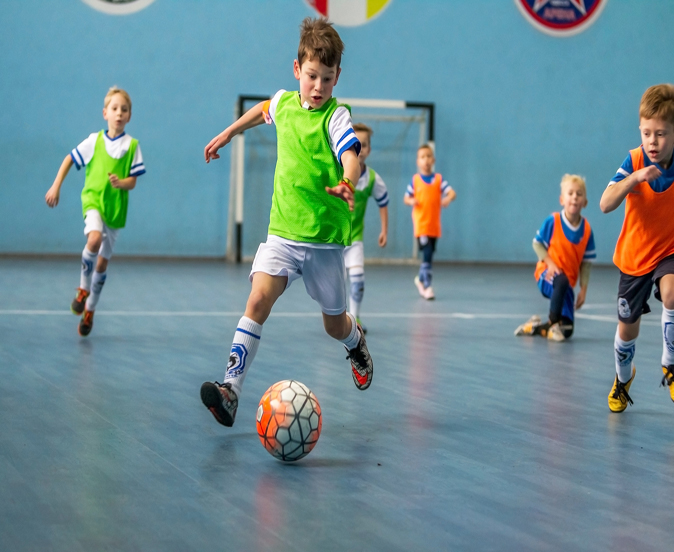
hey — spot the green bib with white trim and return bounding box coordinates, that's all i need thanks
[81,131,137,229]
[268,92,351,246]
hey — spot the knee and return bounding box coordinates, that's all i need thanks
[87,232,102,252]
[553,272,570,289]
[662,291,674,310]
[96,257,108,272]
[323,314,348,340]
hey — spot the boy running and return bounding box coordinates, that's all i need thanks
[601,84,674,412]
[200,18,373,427]
[343,123,389,333]
[45,87,145,336]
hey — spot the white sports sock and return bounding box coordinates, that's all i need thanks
[224,316,262,397]
[614,327,636,383]
[85,271,106,311]
[340,312,361,351]
[80,248,97,290]
[661,307,674,367]
[348,268,364,319]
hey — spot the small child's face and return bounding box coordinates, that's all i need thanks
[559,181,587,218]
[640,117,674,167]
[355,130,371,164]
[103,93,131,134]
[416,147,434,174]
[293,58,340,110]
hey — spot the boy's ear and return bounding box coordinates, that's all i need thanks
[559,194,564,206]
[583,197,588,208]
[293,59,301,80]
[333,66,341,86]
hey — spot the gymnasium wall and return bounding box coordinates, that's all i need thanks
[1,0,671,262]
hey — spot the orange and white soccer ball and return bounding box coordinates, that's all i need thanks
[256,380,322,462]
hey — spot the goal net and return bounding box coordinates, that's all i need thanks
[226,95,435,263]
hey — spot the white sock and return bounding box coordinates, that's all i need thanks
[224,316,262,397]
[348,269,364,319]
[80,248,97,290]
[661,307,674,367]
[614,327,636,383]
[340,312,361,351]
[85,271,106,311]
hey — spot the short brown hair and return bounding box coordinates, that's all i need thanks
[298,17,344,68]
[104,86,132,111]
[639,84,674,126]
[418,143,434,154]
[353,123,373,136]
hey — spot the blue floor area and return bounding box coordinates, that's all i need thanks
[1,258,673,551]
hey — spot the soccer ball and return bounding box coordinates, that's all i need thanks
[256,380,322,462]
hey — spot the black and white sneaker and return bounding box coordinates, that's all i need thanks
[200,381,238,427]
[346,325,373,391]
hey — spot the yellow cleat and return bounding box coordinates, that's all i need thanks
[514,315,542,337]
[547,322,566,342]
[661,366,674,402]
[608,366,635,413]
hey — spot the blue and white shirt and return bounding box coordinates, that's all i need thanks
[535,210,596,262]
[608,146,674,192]
[71,131,145,177]
[405,173,452,197]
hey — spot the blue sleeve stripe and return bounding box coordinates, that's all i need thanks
[441,181,450,192]
[74,147,85,167]
[129,168,146,177]
[70,151,81,170]
[534,233,549,248]
[337,137,360,166]
[405,184,414,196]
[336,128,355,146]
[375,192,389,206]
[237,327,261,340]
[130,162,143,170]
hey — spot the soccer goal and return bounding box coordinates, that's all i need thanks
[226,95,435,263]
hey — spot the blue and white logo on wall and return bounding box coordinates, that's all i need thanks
[514,0,608,37]
[81,0,157,15]
[226,344,249,378]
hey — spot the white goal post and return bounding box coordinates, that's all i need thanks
[226,95,435,263]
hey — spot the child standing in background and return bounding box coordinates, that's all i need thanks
[404,144,456,300]
[45,87,146,336]
[514,174,595,342]
[343,123,389,333]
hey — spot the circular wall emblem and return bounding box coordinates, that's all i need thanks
[305,0,392,27]
[514,0,608,37]
[80,0,157,15]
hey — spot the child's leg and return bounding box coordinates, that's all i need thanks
[223,272,287,397]
[418,237,434,288]
[548,273,570,324]
[344,242,364,320]
[657,273,674,367]
[84,226,118,313]
[615,319,639,382]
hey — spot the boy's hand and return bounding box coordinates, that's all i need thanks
[378,232,387,247]
[575,287,587,310]
[204,131,231,163]
[45,185,60,208]
[326,182,354,211]
[633,165,662,185]
[108,173,121,188]
[544,259,560,282]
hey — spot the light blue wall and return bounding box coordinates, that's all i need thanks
[1,0,672,261]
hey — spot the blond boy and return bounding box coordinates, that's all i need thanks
[601,84,674,412]
[200,18,373,428]
[515,175,596,342]
[45,87,145,336]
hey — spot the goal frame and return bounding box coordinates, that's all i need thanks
[226,95,435,263]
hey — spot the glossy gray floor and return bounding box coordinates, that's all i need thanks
[1,258,673,552]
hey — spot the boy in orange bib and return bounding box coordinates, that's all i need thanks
[600,84,674,412]
[403,144,456,300]
[514,174,595,342]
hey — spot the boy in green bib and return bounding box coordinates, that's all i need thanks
[343,123,389,334]
[45,87,145,336]
[200,18,374,428]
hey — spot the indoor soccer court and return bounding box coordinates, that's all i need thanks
[1,258,673,552]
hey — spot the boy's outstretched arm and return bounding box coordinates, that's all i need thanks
[45,155,73,208]
[204,101,266,163]
[326,147,359,211]
[600,165,661,212]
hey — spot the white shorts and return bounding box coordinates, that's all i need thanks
[250,235,347,315]
[83,210,120,260]
[343,241,364,270]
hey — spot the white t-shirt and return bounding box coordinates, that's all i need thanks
[71,131,145,177]
[356,167,389,207]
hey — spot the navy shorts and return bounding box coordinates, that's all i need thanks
[617,254,674,324]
